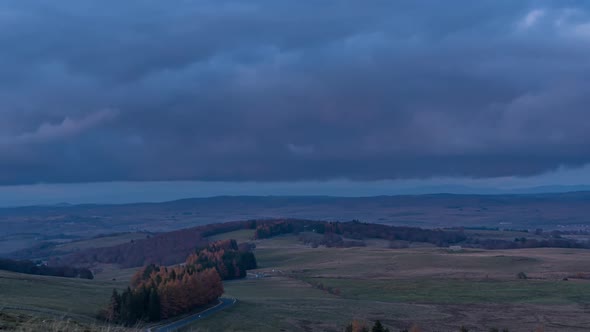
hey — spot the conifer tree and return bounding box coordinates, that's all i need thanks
[148,288,161,321]
[106,289,121,322]
[372,320,389,332]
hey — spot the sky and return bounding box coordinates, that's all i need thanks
[1,1,590,205]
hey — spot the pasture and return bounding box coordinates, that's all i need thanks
[2,230,590,331]
[185,234,590,331]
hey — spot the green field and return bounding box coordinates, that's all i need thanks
[3,230,590,331]
[181,277,451,332]
[206,229,255,243]
[185,277,590,332]
[298,277,590,304]
[0,270,126,319]
[184,234,590,332]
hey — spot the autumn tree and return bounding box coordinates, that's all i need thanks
[185,239,257,280]
[345,320,369,332]
[104,238,255,325]
[104,289,121,322]
[409,324,422,332]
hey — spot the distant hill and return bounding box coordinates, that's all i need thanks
[1,192,590,255]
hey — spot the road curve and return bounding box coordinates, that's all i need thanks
[146,298,237,332]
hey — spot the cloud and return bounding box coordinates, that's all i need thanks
[0,109,118,145]
[519,9,545,29]
[571,22,590,38]
[0,1,590,184]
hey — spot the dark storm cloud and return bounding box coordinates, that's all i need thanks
[1,0,590,184]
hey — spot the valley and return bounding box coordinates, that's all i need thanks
[2,222,590,331]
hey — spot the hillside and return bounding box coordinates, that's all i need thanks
[2,192,590,255]
[3,226,590,331]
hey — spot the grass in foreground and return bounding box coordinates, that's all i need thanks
[0,311,139,332]
[0,270,126,318]
[4,232,590,331]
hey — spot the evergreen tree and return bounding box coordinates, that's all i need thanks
[148,288,161,322]
[106,289,121,322]
[119,288,132,325]
[372,320,389,332]
[240,251,256,270]
[103,239,239,325]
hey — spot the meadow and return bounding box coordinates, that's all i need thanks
[2,229,590,331]
[186,233,590,332]
[0,270,125,319]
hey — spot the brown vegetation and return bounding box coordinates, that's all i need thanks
[48,219,590,271]
[102,239,256,325]
[54,220,255,268]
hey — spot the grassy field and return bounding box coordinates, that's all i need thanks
[181,277,453,332]
[206,229,255,243]
[298,277,590,304]
[185,278,590,332]
[0,270,127,319]
[3,229,590,331]
[0,311,137,332]
[183,234,590,332]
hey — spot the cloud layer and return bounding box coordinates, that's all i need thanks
[1,0,590,184]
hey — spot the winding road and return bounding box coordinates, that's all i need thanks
[146,298,237,332]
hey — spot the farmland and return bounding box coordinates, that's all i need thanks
[186,232,590,331]
[2,226,590,331]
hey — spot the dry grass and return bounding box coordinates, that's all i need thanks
[181,234,590,332]
[0,270,127,318]
[0,311,140,332]
[5,232,590,331]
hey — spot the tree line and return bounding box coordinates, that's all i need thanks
[255,219,590,250]
[255,219,467,247]
[101,239,256,325]
[345,320,515,332]
[0,258,93,279]
[185,239,257,280]
[103,267,222,324]
[463,237,590,250]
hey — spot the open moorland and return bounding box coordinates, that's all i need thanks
[178,231,590,332]
[2,222,590,332]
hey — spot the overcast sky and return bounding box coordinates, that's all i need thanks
[1,1,590,202]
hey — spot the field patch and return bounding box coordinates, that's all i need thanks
[298,277,590,304]
[0,270,125,318]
